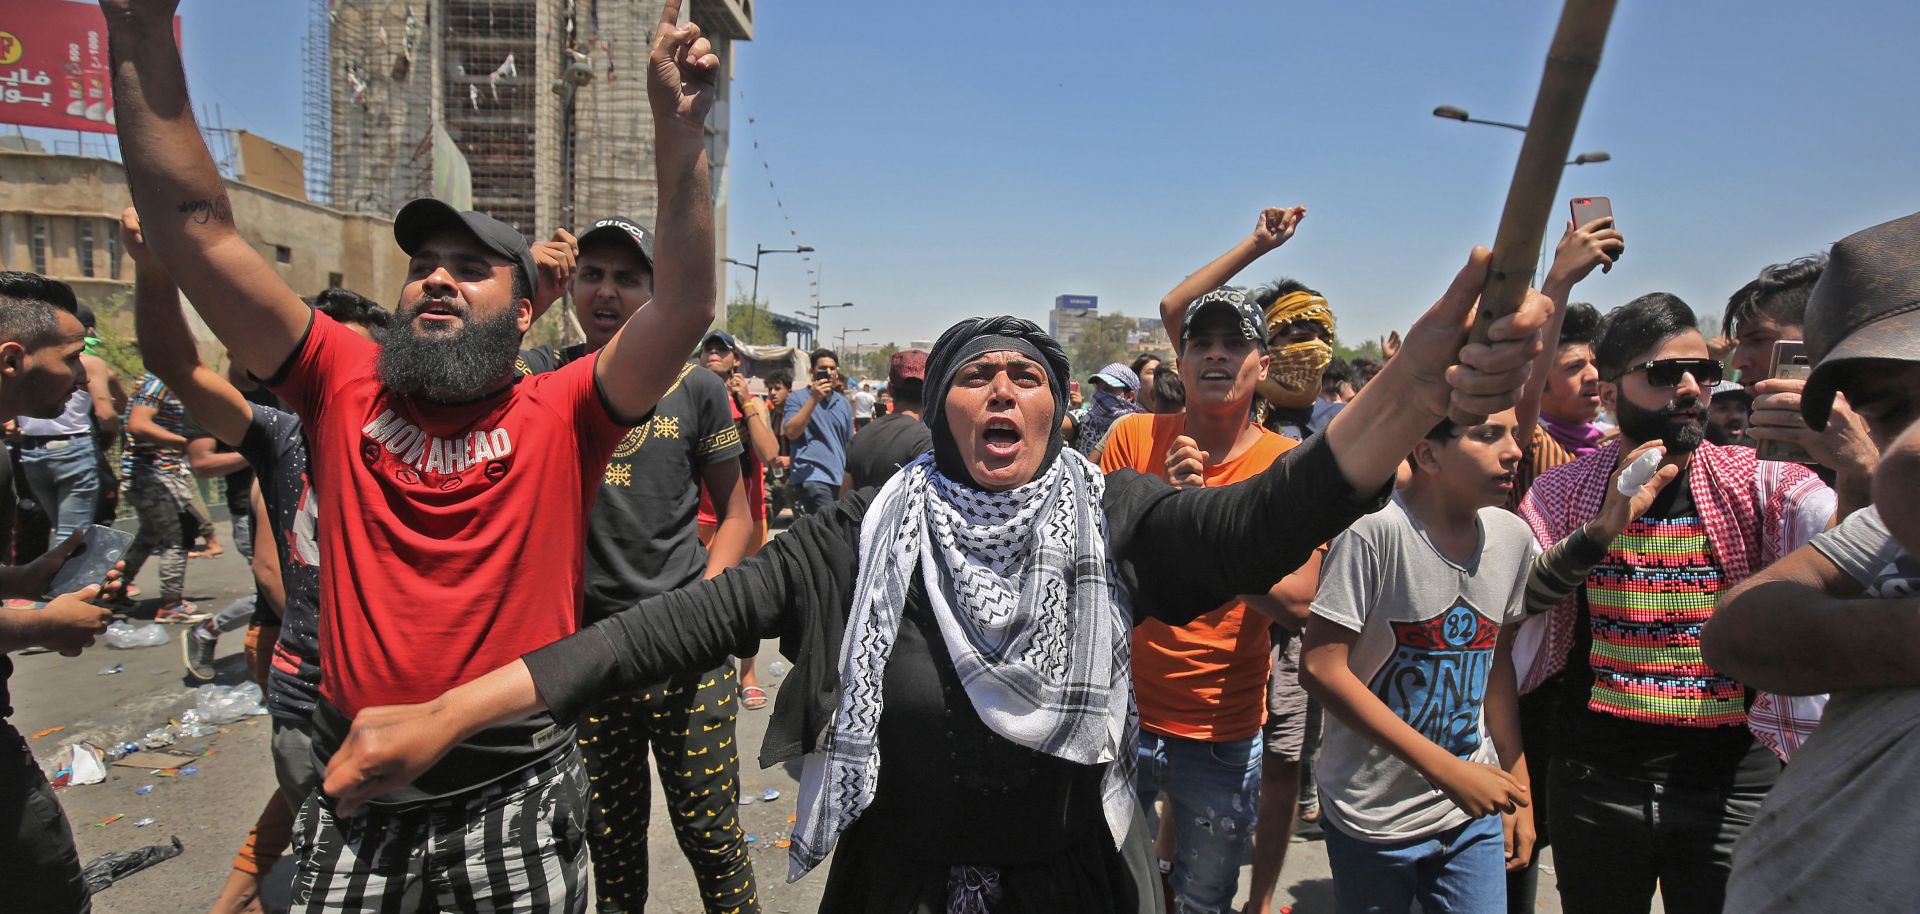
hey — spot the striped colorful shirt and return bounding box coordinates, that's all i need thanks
[1518,439,1835,760]
[1585,507,1744,728]
[120,372,187,478]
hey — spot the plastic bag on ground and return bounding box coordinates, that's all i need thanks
[80,836,184,894]
[67,742,107,786]
[105,622,170,649]
[194,681,265,725]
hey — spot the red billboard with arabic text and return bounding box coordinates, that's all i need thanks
[0,1,181,134]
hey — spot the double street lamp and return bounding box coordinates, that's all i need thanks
[724,243,815,344]
[1432,104,1612,281]
[1431,105,1611,166]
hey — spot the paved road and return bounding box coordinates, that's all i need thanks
[16,531,1585,913]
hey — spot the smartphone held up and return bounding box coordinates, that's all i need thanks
[1756,339,1815,464]
[1570,195,1613,228]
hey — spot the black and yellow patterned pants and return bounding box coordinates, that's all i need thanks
[575,664,760,914]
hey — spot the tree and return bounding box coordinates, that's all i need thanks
[1333,338,1383,364]
[1071,312,1137,379]
[726,281,785,346]
[88,289,147,384]
[862,342,900,382]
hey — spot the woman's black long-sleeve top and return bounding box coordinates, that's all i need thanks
[522,432,1385,906]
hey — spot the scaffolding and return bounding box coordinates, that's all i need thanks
[441,0,545,236]
[309,0,750,299]
[300,1,333,205]
[567,1,656,230]
[315,0,442,221]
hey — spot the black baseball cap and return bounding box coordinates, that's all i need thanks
[577,216,655,270]
[393,198,538,298]
[1182,287,1264,343]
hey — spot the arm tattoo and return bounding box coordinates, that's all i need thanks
[176,194,233,225]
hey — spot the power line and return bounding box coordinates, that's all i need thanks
[734,88,817,309]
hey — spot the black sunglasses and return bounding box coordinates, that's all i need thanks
[1612,357,1723,388]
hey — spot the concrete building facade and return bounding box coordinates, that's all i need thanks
[1049,294,1099,358]
[0,149,408,343]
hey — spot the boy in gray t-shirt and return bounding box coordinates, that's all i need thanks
[1303,410,1539,912]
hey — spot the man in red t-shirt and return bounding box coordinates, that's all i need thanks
[696,329,781,709]
[107,1,723,907]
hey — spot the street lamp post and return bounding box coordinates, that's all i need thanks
[723,243,814,345]
[837,327,870,354]
[1431,105,1528,133]
[810,300,853,351]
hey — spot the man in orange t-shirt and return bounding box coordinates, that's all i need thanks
[1103,287,1321,913]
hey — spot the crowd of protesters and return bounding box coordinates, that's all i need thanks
[2,3,1919,914]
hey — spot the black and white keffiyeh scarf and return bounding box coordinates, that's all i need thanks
[788,447,1136,881]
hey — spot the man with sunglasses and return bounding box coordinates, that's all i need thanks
[1516,293,1834,914]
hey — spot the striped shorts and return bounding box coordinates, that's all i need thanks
[288,746,590,913]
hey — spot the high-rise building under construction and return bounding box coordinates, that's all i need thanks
[306,0,749,311]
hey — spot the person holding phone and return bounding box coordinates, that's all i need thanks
[0,270,117,914]
[780,348,854,516]
[1701,209,1920,914]
[1723,256,1880,519]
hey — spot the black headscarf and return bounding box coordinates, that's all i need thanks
[921,316,1072,489]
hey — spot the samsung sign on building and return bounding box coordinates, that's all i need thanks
[1055,295,1098,310]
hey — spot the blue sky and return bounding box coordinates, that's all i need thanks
[46,0,1920,349]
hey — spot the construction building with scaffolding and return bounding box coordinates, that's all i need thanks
[306,0,752,341]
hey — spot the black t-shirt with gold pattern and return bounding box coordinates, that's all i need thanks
[519,345,743,621]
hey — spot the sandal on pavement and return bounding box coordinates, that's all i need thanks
[742,685,769,710]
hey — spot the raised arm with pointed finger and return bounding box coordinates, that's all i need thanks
[121,207,253,448]
[1159,206,1305,356]
[103,0,309,382]
[589,0,721,422]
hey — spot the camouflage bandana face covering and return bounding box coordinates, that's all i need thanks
[1258,291,1336,409]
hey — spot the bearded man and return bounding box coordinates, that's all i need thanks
[1517,292,1834,914]
[107,0,722,905]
